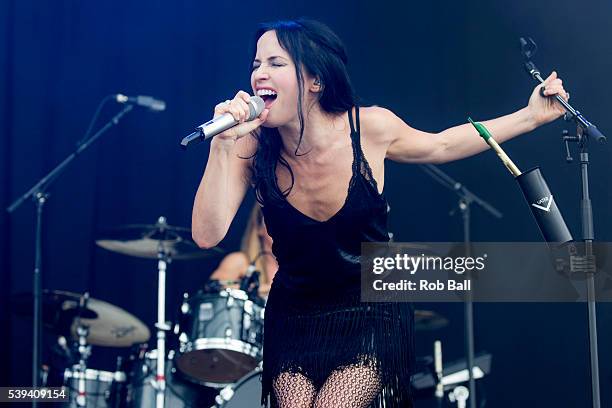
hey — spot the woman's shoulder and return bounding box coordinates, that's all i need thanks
[358,105,398,145]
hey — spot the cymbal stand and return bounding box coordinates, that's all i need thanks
[75,293,91,407]
[154,216,172,408]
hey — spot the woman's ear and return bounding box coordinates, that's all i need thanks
[310,78,322,92]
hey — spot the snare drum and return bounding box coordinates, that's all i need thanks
[63,367,125,407]
[175,288,265,386]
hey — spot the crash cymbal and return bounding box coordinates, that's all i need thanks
[69,297,150,347]
[414,309,449,331]
[96,216,224,260]
[12,290,150,347]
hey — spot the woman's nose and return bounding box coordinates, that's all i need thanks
[253,66,270,81]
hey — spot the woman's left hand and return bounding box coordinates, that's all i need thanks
[527,71,570,127]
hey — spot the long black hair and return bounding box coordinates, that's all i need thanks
[249,19,357,206]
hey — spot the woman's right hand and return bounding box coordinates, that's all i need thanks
[213,90,269,147]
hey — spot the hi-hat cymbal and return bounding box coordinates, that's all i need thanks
[414,309,449,331]
[96,217,224,260]
[12,290,150,347]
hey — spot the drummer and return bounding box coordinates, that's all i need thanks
[208,204,278,297]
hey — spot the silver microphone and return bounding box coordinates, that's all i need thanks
[115,94,166,111]
[180,96,265,149]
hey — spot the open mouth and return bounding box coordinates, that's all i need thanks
[257,89,278,109]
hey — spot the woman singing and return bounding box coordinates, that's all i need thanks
[192,19,568,408]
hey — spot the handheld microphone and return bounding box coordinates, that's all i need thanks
[115,94,166,111]
[180,96,265,149]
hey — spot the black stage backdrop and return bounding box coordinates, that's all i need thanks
[1,1,611,407]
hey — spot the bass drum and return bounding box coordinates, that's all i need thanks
[124,349,216,408]
[175,288,264,387]
[213,369,269,408]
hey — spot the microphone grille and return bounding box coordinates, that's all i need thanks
[248,96,265,120]
[151,100,166,112]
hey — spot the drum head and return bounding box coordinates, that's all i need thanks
[219,370,268,408]
[176,349,259,385]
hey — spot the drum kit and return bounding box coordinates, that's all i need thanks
[12,216,464,408]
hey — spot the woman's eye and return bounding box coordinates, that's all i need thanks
[251,62,284,72]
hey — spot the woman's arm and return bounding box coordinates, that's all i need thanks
[383,71,569,164]
[192,91,269,248]
[192,137,253,248]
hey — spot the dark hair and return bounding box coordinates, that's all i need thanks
[249,19,357,206]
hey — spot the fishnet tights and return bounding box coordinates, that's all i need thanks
[273,363,382,408]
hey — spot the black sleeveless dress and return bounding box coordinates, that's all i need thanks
[260,106,414,407]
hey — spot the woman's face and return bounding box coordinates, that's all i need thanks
[251,30,315,128]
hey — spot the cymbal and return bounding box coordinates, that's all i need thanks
[414,309,449,331]
[69,296,150,347]
[96,217,224,260]
[12,290,150,347]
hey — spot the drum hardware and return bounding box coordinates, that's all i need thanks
[434,340,444,406]
[412,352,491,402]
[240,252,269,297]
[95,219,225,260]
[63,367,127,408]
[449,386,470,408]
[12,289,148,406]
[74,321,92,407]
[62,293,128,408]
[96,216,225,408]
[40,365,50,387]
[239,269,260,298]
[175,287,265,387]
[123,347,219,408]
[210,368,269,408]
[11,290,150,347]
[13,218,260,407]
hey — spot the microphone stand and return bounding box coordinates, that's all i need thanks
[420,164,503,408]
[520,37,607,408]
[6,104,134,406]
[565,125,603,408]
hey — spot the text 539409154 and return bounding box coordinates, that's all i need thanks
[0,387,69,402]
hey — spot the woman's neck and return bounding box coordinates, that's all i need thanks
[277,104,347,156]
